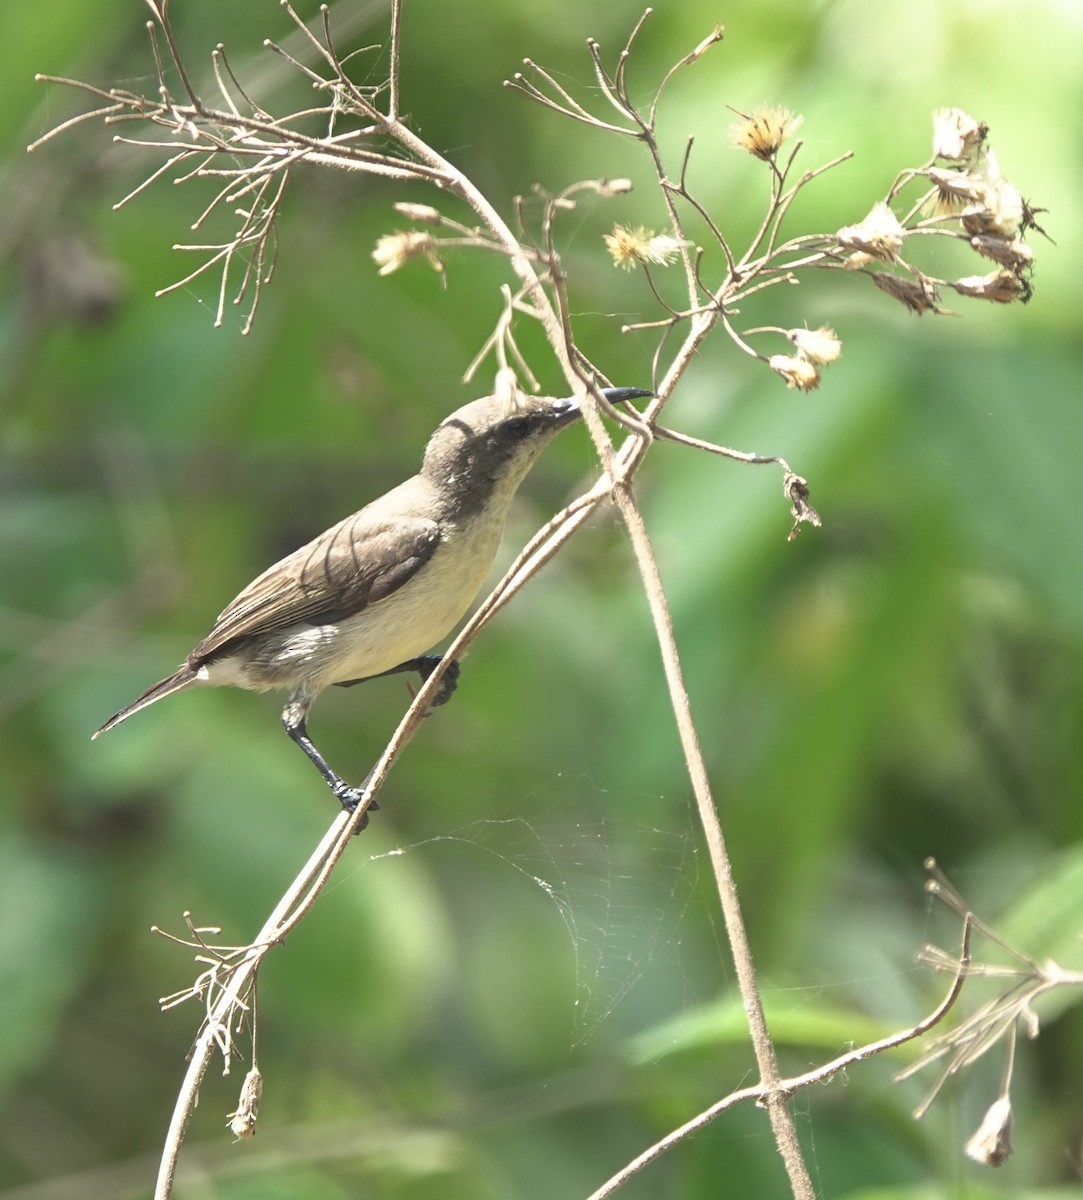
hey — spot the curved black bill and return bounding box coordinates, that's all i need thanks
[600,387,654,406]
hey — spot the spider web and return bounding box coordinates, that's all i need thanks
[368,774,709,1043]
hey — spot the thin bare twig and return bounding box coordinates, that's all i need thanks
[587,913,974,1199]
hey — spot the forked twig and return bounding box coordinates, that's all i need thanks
[587,912,974,1199]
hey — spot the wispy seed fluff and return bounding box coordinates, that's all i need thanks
[729,106,803,161]
[603,224,689,270]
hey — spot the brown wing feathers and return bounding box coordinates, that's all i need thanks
[189,514,441,666]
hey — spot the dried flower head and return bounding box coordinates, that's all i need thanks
[494,366,526,413]
[372,230,445,282]
[965,1096,1012,1167]
[926,166,989,204]
[729,106,803,161]
[836,201,905,262]
[603,224,689,270]
[928,168,986,205]
[952,269,1029,304]
[961,178,1024,238]
[788,325,842,365]
[969,234,1033,271]
[596,177,634,196]
[872,271,942,315]
[227,1068,263,1140]
[783,470,822,540]
[933,108,988,163]
[927,167,987,217]
[682,23,725,65]
[769,354,820,392]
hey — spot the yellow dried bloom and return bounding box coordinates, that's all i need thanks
[604,225,649,269]
[932,107,988,163]
[729,106,803,161]
[769,354,820,392]
[836,201,905,262]
[788,326,841,365]
[603,224,688,270]
[965,1096,1012,1167]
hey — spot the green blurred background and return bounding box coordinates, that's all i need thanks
[2,0,1082,1197]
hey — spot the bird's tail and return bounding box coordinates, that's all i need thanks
[92,665,200,739]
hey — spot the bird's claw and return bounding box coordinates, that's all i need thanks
[332,782,379,833]
[428,657,461,707]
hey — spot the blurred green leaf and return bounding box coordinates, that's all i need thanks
[0,834,101,1099]
[626,990,895,1066]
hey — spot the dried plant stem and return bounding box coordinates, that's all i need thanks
[398,124,817,1200]
[609,486,814,1199]
[153,479,606,1197]
[369,92,796,1085]
[154,815,346,1200]
[587,914,974,1199]
[129,17,816,1193]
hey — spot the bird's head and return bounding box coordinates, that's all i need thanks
[421,387,650,513]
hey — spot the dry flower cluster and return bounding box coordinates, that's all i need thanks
[897,861,1083,1170]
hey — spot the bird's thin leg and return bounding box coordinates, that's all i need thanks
[335,654,461,708]
[281,697,376,829]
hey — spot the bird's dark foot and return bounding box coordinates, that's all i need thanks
[332,781,379,833]
[415,655,460,708]
[334,654,460,708]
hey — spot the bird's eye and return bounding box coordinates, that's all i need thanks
[504,417,532,439]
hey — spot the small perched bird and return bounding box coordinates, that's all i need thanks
[94,387,651,813]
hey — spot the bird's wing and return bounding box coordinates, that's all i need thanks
[190,513,441,662]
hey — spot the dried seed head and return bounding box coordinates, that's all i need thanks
[965,1096,1012,1167]
[227,1068,263,1140]
[783,470,821,540]
[603,224,689,270]
[928,168,986,204]
[494,366,525,413]
[932,107,988,163]
[952,269,1030,304]
[604,225,649,270]
[683,23,725,65]
[788,325,842,365]
[729,106,803,161]
[371,230,445,283]
[769,354,820,392]
[596,177,634,196]
[872,271,942,315]
[960,177,1024,238]
[969,234,1033,271]
[927,167,987,216]
[837,201,905,262]
[392,202,443,225]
